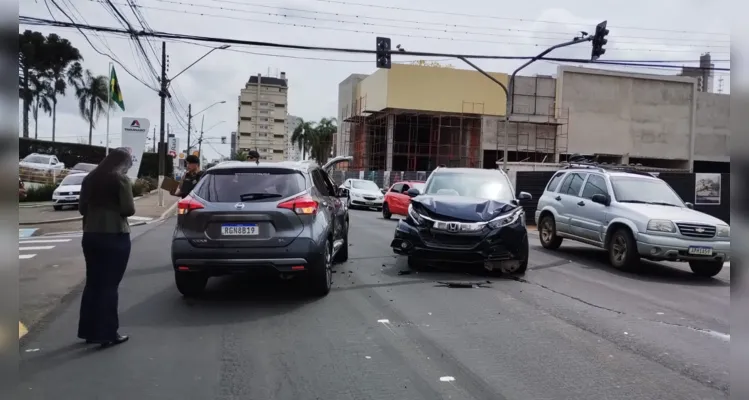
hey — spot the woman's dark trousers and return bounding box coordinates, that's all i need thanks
[78,232,131,341]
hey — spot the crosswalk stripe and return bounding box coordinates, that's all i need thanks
[19,254,36,260]
[19,239,72,244]
[19,246,55,251]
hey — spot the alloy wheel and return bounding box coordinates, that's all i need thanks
[612,235,627,264]
[541,219,553,243]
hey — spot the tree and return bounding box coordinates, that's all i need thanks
[19,30,50,138]
[231,151,248,161]
[44,33,83,141]
[30,76,52,140]
[308,117,337,165]
[74,69,108,145]
[291,118,315,160]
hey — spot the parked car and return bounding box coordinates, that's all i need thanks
[52,172,87,210]
[20,153,65,171]
[338,179,384,210]
[68,162,97,174]
[390,167,532,274]
[170,156,352,297]
[19,178,26,200]
[534,163,730,277]
[382,181,425,219]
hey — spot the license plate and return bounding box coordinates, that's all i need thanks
[366,201,374,205]
[65,196,77,200]
[688,246,713,256]
[221,224,259,236]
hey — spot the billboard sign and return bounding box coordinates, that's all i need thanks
[121,117,150,180]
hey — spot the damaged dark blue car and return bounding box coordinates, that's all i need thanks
[390,167,533,275]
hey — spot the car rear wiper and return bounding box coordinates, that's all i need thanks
[238,192,283,201]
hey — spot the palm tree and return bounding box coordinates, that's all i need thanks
[309,117,337,165]
[43,34,83,142]
[231,151,248,161]
[30,76,52,140]
[19,30,49,138]
[75,69,108,145]
[291,119,315,160]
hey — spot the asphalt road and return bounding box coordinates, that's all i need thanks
[18,210,729,400]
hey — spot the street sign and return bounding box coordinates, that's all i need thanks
[167,136,178,157]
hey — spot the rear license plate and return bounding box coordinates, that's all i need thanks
[688,246,713,256]
[221,224,259,236]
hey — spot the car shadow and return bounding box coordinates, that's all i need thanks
[378,255,510,283]
[119,272,320,329]
[532,244,729,287]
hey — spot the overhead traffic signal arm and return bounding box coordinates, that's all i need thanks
[591,20,609,61]
[376,36,391,69]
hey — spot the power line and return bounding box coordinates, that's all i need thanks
[19,16,731,71]
[80,1,729,54]
[299,0,730,36]
[134,0,730,46]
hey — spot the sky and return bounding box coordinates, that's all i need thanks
[19,0,731,162]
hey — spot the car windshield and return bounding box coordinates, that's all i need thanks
[23,155,50,164]
[60,174,86,186]
[610,176,685,206]
[352,180,379,191]
[195,168,306,202]
[72,163,96,172]
[411,183,425,191]
[424,172,514,201]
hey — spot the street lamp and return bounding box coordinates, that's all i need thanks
[186,100,226,154]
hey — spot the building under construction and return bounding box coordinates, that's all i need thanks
[336,64,570,172]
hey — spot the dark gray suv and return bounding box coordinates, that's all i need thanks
[171,156,352,297]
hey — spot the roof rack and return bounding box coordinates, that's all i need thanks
[560,158,658,177]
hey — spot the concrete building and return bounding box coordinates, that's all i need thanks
[679,53,714,93]
[338,64,729,173]
[336,73,368,157]
[229,130,238,156]
[236,72,289,161]
[285,114,303,161]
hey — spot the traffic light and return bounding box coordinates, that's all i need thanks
[376,37,391,69]
[591,21,609,61]
[221,136,226,144]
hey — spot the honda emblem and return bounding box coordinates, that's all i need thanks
[447,222,459,232]
[234,202,245,210]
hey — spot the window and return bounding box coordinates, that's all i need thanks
[259,110,269,114]
[581,174,608,199]
[320,170,339,192]
[258,133,268,137]
[259,125,270,130]
[401,184,411,192]
[275,103,284,108]
[610,176,684,207]
[559,173,585,196]
[390,183,404,193]
[546,172,565,192]
[60,174,86,185]
[274,134,284,139]
[352,180,380,191]
[273,150,284,154]
[258,148,269,152]
[259,102,269,106]
[311,169,333,196]
[424,171,514,202]
[274,119,285,123]
[195,168,306,202]
[22,154,52,164]
[240,116,252,121]
[411,182,425,192]
[261,117,269,122]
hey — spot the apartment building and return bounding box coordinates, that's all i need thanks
[285,114,302,161]
[236,72,289,161]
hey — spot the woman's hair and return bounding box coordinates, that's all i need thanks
[81,148,133,207]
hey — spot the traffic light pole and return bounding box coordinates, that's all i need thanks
[158,41,168,207]
[186,104,192,155]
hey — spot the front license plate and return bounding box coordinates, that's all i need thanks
[221,224,259,236]
[688,246,713,256]
[65,196,77,200]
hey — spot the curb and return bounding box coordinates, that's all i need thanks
[159,200,179,221]
[19,203,53,209]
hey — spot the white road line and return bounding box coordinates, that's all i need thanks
[19,239,72,244]
[19,254,36,260]
[19,246,55,251]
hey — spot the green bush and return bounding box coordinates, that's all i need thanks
[132,180,146,197]
[22,184,56,202]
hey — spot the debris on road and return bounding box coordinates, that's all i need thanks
[439,376,455,382]
[397,270,412,275]
[436,281,492,288]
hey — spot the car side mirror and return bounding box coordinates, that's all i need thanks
[518,191,532,201]
[591,194,610,206]
[685,202,694,209]
[336,188,348,198]
[380,188,387,194]
[406,187,421,198]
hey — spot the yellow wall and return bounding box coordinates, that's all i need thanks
[357,64,508,116]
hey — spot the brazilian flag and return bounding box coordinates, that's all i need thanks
[110,66,125,111]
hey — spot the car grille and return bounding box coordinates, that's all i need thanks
[363,195,377,201]
[423,231,484,248]
[676,223,716,238]
[59,192,79,196]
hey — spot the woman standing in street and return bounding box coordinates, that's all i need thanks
[77,148,135,347]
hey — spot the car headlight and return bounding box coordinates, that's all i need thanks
[487,208,524,230]
[716,225,730,237]
[647,219,675,233]
[407,204,424,226]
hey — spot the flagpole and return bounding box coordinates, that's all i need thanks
[105,62,112,155]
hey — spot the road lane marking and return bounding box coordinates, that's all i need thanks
[19,239,72,244]
[19,254,36,260]
[19,246,55,251]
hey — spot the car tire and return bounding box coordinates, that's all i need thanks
[538,215,563,249]
[309,239,333,297]
[334,222,349,263]
[382,203,392,219]
[688,260,724,277]
[505,234,530,275]
[608,228,640,271]
[53,205,63,211]
[175,272,208,297]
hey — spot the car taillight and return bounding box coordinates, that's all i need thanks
[278,193,318,215]
[177,195,204,215]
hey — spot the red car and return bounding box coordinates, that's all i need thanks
[382,181,426,219]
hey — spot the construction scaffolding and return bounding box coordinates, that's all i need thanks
[342,96,485,171]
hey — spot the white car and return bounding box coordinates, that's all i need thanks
[339,179,385,210]
[20,153,65,171]
[52,173,87,211]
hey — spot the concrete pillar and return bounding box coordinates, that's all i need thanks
[386,114,394,171]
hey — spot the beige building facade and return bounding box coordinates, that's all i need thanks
[237,73,289,161]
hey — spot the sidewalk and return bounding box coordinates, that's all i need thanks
[19,189,179,235]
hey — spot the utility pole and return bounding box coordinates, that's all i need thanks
[152,127,156,152]
[186,104,192,154]
[157,41,168,207]
[198,115,205,158]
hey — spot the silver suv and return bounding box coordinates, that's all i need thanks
[534,163,730,277]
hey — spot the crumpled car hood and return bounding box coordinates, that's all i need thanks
[412,195,517,222]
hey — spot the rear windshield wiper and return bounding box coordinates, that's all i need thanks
[239,193,283,201]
